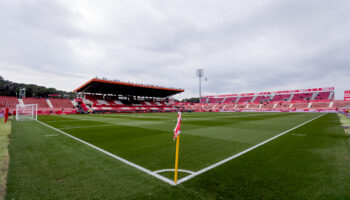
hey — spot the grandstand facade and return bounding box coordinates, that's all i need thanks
[180,87,350,112]
[74,78,184,113]
[1,82,350,115]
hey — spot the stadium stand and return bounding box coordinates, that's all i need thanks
[333,100,350,109]
[2,84,345,115]
[237,96,254,103]
[272,94,291,101]
[50,98,75,109]
[253,95,272,103]
[292,103,310,110]
[315,92,331,100]
[22,97,49,108]
[236,104,247,109]
[201,87,336,112]
[275,103,291,109]
[291,92,314,101]
[247,104,260,109]
[222,104,235,111]
[260,103,275,110]
[74,78,184,113]
[310,102,331,109]
[223,97,238,103]
[0,96,19,109]
[209,98,224,104]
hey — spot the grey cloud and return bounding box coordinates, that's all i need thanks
[0,0,349,99]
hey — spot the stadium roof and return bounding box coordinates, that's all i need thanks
[74,78,184,97]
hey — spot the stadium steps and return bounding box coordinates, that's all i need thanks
[311,92,318,100]
[328,92,334,100]
[308,102,312,108]
[18,99,24,106]
[46,99,54,108]
[71,100,78,107]
[329,102,334,108]
[288,94,294,101]
[97,100,109,105]
[235,97,240,103]
[251,96,257,103]
[83,99,93,105]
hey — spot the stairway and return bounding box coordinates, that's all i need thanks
[329,102,334,108]
[235,97,241,103]
[288,94,294,101]
[18,99,24,106]
[311,92,318,100]
[328,92,334,100]
[251,96,257,103]
[46,99,54,108]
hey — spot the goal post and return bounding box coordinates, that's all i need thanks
[16,104,38,121]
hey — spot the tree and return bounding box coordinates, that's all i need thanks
[0,76,74,99]
[182,97,199,103]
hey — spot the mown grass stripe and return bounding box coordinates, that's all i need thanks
[176,113,326,184]
[36,120,176,186]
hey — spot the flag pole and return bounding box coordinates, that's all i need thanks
[174,134,180,184]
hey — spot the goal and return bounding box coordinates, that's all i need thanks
[16,104,38,121]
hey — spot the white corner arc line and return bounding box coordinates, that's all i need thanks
[154,169,195,174]
[176,113,326,185]
[36,120,176,186]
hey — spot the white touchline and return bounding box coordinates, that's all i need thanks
[176,113,326,184]
[36,120,176,186]
[36,113,325,186]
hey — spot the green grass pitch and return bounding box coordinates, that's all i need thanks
[5,112,350,199]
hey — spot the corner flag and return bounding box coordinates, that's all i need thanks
[174,111,182,184]
[173,112,181,140]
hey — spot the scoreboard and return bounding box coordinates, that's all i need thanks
[345,90,350,101]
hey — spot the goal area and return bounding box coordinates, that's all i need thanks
[16,104,38,121]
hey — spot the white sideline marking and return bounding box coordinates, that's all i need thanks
[153,169,195,174]
[176,113,326,185]
[36,120,176,186]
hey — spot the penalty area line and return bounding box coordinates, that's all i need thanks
[176,113,327,185]
[36,120,176,186]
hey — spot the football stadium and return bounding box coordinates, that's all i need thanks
[1,1,350,200]
[1,77,350,199]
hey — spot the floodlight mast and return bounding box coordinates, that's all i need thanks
[196,69,204,103]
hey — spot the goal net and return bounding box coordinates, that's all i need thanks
[16,104,38,121]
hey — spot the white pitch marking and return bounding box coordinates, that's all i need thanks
[153,169,195,174]
[291,134,306,136]
[60,125,114,130]
[45,134,59,137]
[176,113,326,185]
[36,120,176,186]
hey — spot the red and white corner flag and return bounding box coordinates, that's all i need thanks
[173,112,182,140]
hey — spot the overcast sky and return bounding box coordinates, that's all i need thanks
[0,0,349,99]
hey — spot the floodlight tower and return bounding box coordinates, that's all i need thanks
[196,68,204,103]
[19,88,26,99]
